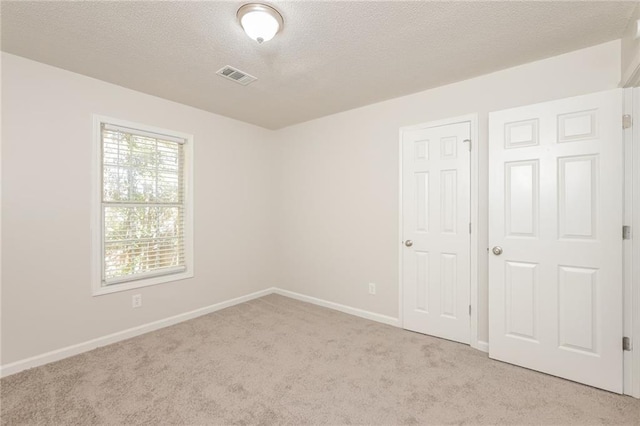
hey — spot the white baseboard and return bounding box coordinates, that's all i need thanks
[272,288,400,327]
[474,340,489,353]
[0,288,274,378]
[6,287,496,378]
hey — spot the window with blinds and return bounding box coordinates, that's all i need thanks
[96,119,192,290]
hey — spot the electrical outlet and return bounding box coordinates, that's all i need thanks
[368,283,376,295]
[132,294,142,308]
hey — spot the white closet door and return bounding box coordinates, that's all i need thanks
[488,89,624,393]
[402,121,471,344]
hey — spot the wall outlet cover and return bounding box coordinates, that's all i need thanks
[132,294,143,308]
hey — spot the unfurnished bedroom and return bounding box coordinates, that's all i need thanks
[1,1,640,424]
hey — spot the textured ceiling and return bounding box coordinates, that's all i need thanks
[1,1,637,129]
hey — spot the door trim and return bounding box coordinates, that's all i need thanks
[398,113,480,350]
[628,87,640,398]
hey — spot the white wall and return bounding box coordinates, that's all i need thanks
[0,40,624,366]
[275,41,622,344]
[1,53,278,364]
[622,3,640,86]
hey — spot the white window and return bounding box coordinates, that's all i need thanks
[92,116,193,295]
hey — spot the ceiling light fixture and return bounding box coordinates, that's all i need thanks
[237,3,284,44]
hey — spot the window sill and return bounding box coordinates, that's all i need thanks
[92,271,194,296]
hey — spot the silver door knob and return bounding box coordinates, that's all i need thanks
[492,246,503,256]
[404,240,413,247]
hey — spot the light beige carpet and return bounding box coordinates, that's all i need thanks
[1,294,639,425]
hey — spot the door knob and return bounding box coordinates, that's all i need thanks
[404,240,413,247]
[492,246,503,256]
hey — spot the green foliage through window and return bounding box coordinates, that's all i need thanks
[101,125,185,284]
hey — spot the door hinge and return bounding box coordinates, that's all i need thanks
[469,223,472,234]
[623,336,632,351]
[464,139,471,151]
[468,305,472,316]
[623,114,632,129]
[623,225,631,240]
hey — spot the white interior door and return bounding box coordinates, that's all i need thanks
[488,89,624,393]
[402,121,471,344]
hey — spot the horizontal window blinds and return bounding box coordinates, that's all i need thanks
[101,124,186,285]
[103,123,186,144]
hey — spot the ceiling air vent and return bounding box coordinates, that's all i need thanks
[216,66,257,86]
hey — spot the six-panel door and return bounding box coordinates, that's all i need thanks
[488,89,623,393]
[402,122,471,344]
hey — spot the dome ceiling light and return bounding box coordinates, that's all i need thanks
[237,3,284,44]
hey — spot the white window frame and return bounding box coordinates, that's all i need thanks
[91,115,194,296]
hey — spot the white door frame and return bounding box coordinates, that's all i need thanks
[398,113,481,350]
[627,87,640,398]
